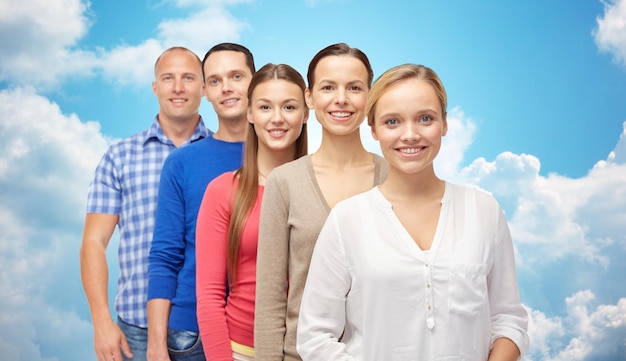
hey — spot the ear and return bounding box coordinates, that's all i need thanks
[152,81,157,96]
[305,88,314,109]
[203,86,212,103]
[247,107,254,124]
[371,125,379,141]
[442,112,448,136]
[303,107,310,124]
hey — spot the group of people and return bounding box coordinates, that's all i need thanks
[80,42,529,361]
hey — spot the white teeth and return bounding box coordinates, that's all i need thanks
[330,111,351,117]
[223,98,237,104]
[172,99,185,103]
[400,148,421,154]
[269,130,286,135]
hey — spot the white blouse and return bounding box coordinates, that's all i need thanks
[297,183,529,361]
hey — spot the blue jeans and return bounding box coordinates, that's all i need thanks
[167,328,206,361]
[117,316,147,361]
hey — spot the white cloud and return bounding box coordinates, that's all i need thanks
[157,6,249,57]
[0,0,96,88]
[525,291,626,361]
[0,0,250,89]
[454,122,626,268]
[594,0,626,68]
[0,87,110,360]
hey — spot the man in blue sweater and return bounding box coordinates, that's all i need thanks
[146,43,255,361]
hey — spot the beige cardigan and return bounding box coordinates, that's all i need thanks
[254,154,388,360]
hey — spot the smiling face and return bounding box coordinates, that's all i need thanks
[152,48,204,124]
[371,77,447,176]
[248,78,308,154]
[203,50,253,123]
[305,55,369,136]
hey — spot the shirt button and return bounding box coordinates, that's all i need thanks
[427,283,431,288]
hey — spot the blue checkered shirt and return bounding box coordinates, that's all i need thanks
[86,116,211,327]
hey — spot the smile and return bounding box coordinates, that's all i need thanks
[329,111,352,118]
[399,147,424,154]
[222,98,238,105]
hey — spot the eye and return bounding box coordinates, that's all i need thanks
[284,104,296,111]
[384,118,399,126]
[321,85,333,91]
[233,73,242,80]
[259,104,271,111]
[162,75,172,81]
[208,78,220,86]
[184,75,195,81]
[419,115,433,123]
[348,85,362,92]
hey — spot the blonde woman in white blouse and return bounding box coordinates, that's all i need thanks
[297,64,529,361]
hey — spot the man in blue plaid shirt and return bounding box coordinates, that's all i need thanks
[80,46,211,361]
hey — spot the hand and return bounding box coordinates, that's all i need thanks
[93,319,132,361]
[147,339,171,361]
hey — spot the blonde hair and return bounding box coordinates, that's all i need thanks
[366,64,447,127]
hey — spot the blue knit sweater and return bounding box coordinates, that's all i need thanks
[148,135,244,332]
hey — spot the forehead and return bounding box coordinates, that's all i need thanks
[378,78,440,111]
[155,49,201,75]
[251,79,304,100]
[203,50,250,77]
[313,55,368,84]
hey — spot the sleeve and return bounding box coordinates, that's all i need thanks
[296,210,354,361]
[147,154,186,300]
[254,172,291,359]
[488,205,530,358]
[196,173,233,360]
[86,145,122,214]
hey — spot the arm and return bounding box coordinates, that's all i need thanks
[196,174,233,360]
[80,213,133,361]
[147,157,186,361]
[488,337,521,361]
[487,207,529,360]
[254,174,290,359]
[297,212,353,361]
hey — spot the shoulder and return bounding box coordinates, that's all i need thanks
[447,182,501,212]
[267,155,312,184]
[206,171,236,192]
[332,188,378,216]
[273,155,311,175]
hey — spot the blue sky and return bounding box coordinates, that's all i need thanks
[0,0,625,360]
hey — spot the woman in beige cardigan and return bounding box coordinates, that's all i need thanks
[254,43,388,361]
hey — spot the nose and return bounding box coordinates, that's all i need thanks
[400,122,419,142]
[272,108,284,123]
[221,78,233,93]
[335,88,349,105]
[173,78,184,93]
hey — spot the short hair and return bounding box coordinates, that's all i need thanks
[366,64,447,127]
[306,43,373,89]
[153,46,201,75]
[201,43,255,81]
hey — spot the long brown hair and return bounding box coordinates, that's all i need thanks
[227,63,308,286]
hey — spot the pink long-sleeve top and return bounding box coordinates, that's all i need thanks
[196,172,262,360]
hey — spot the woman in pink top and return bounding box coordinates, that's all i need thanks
[196,63,309,361]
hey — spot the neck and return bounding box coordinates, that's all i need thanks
[381,166,442,200]
[257,145,296,176]
[313,129,370,168]
[213,117,248,142]
[158,113,200,147]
